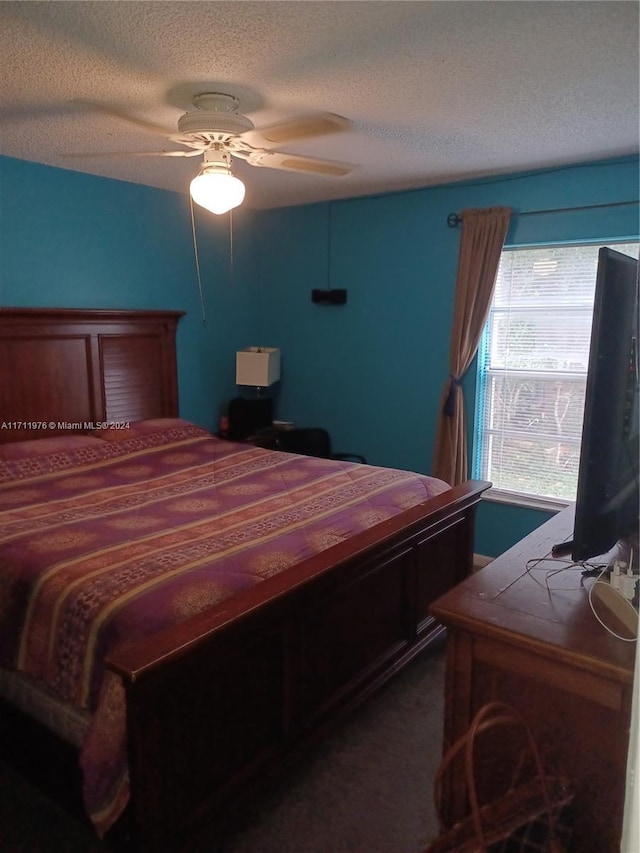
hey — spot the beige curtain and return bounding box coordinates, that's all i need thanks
[432,206,512,485]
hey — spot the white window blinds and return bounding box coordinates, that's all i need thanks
[474,241,639,504]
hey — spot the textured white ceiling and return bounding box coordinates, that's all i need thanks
[0,1,638,210]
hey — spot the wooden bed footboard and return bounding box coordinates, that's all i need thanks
[107,480,488,851]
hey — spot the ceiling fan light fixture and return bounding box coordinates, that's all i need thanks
[190,149,245,215]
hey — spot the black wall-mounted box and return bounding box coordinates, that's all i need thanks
[311,288,347,305]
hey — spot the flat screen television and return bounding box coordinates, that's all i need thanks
[570,246,639,564]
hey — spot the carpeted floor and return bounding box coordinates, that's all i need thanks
[0,641,446,853]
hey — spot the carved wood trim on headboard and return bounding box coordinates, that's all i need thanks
[0,307,184,443]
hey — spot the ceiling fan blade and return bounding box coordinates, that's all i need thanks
[246,150,353,177]
[73,99,175,137]
[246,112,352,149]
[58,149,202,159]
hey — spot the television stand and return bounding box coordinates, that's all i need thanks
[431,503,636,853]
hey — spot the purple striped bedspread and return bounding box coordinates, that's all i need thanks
[0,420,449,834]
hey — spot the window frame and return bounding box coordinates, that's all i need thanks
[472,239,639,511]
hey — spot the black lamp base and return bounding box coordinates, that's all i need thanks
[228,396,273,440]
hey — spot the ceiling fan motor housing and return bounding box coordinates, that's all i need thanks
[177,110,254,138]
[177,93,255,139]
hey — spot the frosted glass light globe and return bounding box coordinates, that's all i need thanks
[190,171,246,215]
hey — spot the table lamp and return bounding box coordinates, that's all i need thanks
[229,347,281,439]
[235,347,281,393]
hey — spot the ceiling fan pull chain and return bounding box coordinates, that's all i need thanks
[189,195,208,327]
[229,209,234,278]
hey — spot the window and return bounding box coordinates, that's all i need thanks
[473,241,639,508]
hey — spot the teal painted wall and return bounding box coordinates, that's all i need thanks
[255,156,639,556]
[1,154,638,556]
[0,156,260,431]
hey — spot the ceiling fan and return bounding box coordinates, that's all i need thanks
[74,92,354,213]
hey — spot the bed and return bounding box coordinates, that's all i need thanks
[0,307,489,851]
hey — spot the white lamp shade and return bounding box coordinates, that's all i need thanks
[190,171,246,215]
[236,347,281,387]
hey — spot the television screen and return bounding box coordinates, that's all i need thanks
[571,247,639,563]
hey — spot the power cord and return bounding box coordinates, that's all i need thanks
[524,555,603,591]
[588,567,638,643]
[523,554,638,641]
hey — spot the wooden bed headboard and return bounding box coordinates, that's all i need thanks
[0,307,184,443]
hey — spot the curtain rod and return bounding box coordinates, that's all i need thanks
[446,199,639,228]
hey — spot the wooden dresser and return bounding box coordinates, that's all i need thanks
[431,504,636,853]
